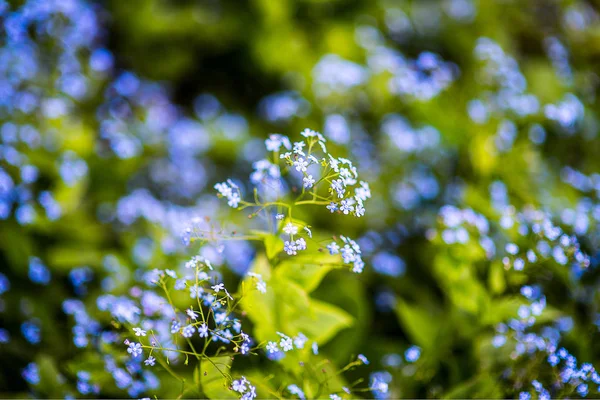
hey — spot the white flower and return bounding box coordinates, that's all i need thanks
[284,241,297,255]
[266,341,279,353]
[340,199,354,214]
[288,384,306,400]
[293,333,307,349]
[256,280,267,293]
[355,181,371,201]
[352,258,365,273]
[327,242,340,254]
[133,327,146,337]
[165,269,177,278]
[354,201,365,217]
[293,157,309,172]
[293,141,305,155]
[215,312,227,324]
[265,136,281,152]
[212,283,225,292]
[198,323,209,338]
[341,245,356,263]
[280,336,293,352]
[301,128,319,138]
[327,202,338,213]
[186,308,199,320]
[276,213,284,220]
[303,175,316,188]
[214,182,232,197]
[296,238,307,251]
[308,155,319,164]
[331,179,345,198]
[265,134,291,152]
[182,324,195,337]
[232,379,247,393]
[174,279,187,290]
[328,155,340,172]
[228,192,240,208]
[127,342,142,357]
[283,223,298,235]
[371,379,388,394]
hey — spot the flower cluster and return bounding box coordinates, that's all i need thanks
[328,236,364,273]
[231,376,257,400]
[216,129,372,219]
[265,332,309,356]
[215,180,241,208]
[210,129,371,273]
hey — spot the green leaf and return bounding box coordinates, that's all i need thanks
[241,256,277,340]
[483,296,562,326]
[264,234,284,260]
[286,298,354,344]
[275,253,339,292]
[488,261,506,294]
[276,278,311,314]
[444,374,503,399]
[395,299,441,350]
[198,356,234,399]
[240,252,352,346]
[36,355,63,397]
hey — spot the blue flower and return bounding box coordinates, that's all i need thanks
[127,342,143,358]
[22,363,40,385]
[405,345,421,362]
[28,257,51,285]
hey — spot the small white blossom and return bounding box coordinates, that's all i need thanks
[165,269,177,278]
[283,223,298,235]
[303,175,316,188]
[327,242,340,254]
[331,179,345,198]
[280,336,293,351]
[266,341,279,353]
[256,280,267,293]
[133,327,146,337]
[232,379,247,393]
[293,333,308,349]
[186,308,199,320]
[293,157,308,172]
[127,342,142,358]
[212,283,225,293]
[228,193,240,208]
[296,238,307,251]
[354,201,365,217]
[182,325,195,338]
[198,323,209,338]
[284,241,297,255]
[288,384,306,400]
[293,142,306,155]
[340,199,354,214]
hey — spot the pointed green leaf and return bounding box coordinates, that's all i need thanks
[395,299,441,350]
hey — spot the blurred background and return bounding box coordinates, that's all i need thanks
[2,0,600,398]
